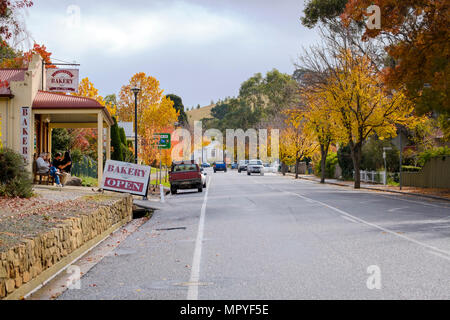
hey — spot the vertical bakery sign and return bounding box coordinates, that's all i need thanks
[21,107,30,164]
[46,69,79,93]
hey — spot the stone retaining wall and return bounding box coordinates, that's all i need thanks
[0,194,133,299]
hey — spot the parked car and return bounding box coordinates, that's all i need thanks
[231,162,238,169]
[263,162,278,173]
[213,161,227,173]
[201,162,211,168]
[237,160,249,173]
[247,159,264,176]
[169,161,205,194]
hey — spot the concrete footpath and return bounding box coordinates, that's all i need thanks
[284,173,450,202]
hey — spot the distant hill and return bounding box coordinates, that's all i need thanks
[186,104,215,126]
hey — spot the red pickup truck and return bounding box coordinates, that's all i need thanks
[169,161,206,194]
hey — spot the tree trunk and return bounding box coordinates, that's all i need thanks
[282,162,286,176]
[320,144,328,184]
[295,157,299,179]
[351,143,362,189]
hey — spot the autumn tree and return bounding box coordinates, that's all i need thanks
[280,114,318,179]
[290,86,336,183]
[68,78,116,159]
[326,50,418,188]
[0,0,33,43]
[118,72,178,165]
[342,0,449,139]
[342,1,448,108]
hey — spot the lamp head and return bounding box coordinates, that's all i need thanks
[131,87,141,95]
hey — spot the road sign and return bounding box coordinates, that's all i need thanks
[154,133,171,149]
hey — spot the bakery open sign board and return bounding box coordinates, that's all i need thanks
[101,160,151,196]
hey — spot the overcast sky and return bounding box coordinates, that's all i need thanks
[25,0,319,108]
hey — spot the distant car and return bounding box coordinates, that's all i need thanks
[231,162,238,169]
[213,161,227,173]
[263,162,278,173]
[169,161,205,194]
[247,159,264,176]
[237,160,249,173]
[201,162,210,168]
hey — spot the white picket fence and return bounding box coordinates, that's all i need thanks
[354,170,386,184]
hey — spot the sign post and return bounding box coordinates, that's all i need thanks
[153,133,171,203]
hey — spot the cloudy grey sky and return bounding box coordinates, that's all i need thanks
[25,0,319,108]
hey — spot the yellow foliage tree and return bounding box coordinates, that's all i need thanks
[118,72,178,165]
[323,50,421,188]
[72,77,116,116]
[289,88,336,183]
[280,115,318,178]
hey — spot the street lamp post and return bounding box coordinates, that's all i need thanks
[131,87,141,164]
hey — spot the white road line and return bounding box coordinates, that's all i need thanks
[341,215,360,224]
[288,191,450,259]
[187,176,211,300]
[387,207,409,212]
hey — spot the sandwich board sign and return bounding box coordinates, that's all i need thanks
[101,160,151,196]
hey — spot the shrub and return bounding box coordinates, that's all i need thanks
[402,165,422,172]
[417,146,450,167]
[315,152,339,179]
[0,148,33,198]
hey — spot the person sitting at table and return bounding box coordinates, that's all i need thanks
[36,153,62,187]
[59,151,72,173]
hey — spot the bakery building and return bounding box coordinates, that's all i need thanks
[0,54,113,181]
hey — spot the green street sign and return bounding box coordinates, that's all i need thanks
[154,133,171,149]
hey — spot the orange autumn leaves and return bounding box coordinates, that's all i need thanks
[117,72,179,166]
[341,0,449,115]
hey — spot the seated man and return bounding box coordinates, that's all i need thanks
[53,152,69,185]
[36,153,62,187]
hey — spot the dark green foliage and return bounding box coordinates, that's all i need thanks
[119,127,127,146]
[361,138,399,172]
[71,148,83,164]
[211,102,231,120]
[301,0,348,28]
[52,128,72,157]
[337,144,354,179]
[402,166,422,172]
[110,117,134,163]
[110,117,123,162]
[417,146,450,167]
[166,94,188,126]
[315,152,338,178]
[0,149,33,198]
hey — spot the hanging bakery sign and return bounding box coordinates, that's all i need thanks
[46,69,79,93]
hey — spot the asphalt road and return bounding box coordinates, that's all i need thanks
[59,169,450,300]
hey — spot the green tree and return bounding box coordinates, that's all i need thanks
[166,94,188,126]
[301,0,347,28]
[211,102,231,120]
[52,128,72,156]
[110,117,123,162]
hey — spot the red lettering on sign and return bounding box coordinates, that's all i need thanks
[104,177,144,193]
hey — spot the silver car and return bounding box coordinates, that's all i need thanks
[247,159,264,176]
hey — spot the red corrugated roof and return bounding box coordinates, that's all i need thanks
[33,91,103,109]
[0,68,27,95]
[33,91,114,125]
